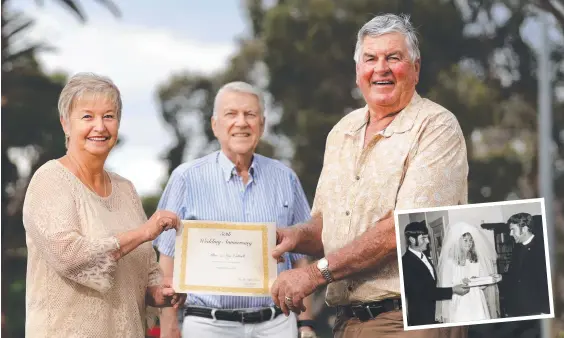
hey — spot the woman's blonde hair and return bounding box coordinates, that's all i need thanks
[58,72,122,147]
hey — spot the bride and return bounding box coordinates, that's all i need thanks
[435,222,501,323]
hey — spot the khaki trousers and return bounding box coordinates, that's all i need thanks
[333,310,467,338]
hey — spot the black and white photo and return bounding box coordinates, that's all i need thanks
[394,198,554,330]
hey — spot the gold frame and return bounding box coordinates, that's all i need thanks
[178,221,270,294]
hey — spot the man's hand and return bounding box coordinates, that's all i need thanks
[453,283,470,296]
[272,227,300,263]
[147,284,187,309]
[271,265,322,316]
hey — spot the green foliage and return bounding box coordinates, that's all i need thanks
[142,195,160,217]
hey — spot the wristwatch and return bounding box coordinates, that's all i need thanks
[316,258,334,283]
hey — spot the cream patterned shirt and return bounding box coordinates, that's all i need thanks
[312,92,468,306]
[22,160,161,338]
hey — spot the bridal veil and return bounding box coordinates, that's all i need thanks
[435,221,500,322]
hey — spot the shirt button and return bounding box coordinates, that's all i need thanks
[345,211,350,216]
[348,285,353,291]
[355,175,360,180]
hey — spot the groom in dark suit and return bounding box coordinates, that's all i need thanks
[505,213,551,317]
[402,220,469,326]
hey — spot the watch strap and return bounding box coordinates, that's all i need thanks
[319,262,334,283]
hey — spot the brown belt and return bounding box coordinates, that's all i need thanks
[337,298,402,322]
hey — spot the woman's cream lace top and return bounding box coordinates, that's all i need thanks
[22,160,162,338]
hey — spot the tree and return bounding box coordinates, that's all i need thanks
[1,1,120,336]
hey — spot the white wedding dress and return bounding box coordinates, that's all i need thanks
[448,259,490,322]
[435,222,500,324]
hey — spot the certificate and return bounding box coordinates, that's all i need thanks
[173,220,278,296]
[466,274,502,287]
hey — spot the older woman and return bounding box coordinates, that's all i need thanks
[22,72,185,337]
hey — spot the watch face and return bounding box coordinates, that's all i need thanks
[317,258,328,269]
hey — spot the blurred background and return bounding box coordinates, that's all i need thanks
[2,0,563,337]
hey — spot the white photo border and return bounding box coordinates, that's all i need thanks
[393,198,555,331]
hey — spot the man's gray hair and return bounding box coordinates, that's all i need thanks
[213,81,265,117]
[353,13,420,63]
[58,72,122,123]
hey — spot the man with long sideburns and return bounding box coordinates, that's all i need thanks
[270,14,469,338]
[153,82,319,338]
[402,221,469,326]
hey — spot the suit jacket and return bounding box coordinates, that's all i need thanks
[505,235,550,316]
[402,249,453,325]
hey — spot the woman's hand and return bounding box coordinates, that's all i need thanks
[146,283,187,308]
[272,227,300,263]
[141,210,180,242]
[112,210,181,261]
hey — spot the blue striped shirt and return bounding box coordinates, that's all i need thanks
[153,151,311,310]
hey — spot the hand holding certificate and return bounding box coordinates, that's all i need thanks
[173,220,278,296]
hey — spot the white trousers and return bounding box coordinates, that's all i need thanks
[181,311,297,338]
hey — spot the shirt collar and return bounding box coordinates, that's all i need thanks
[217,151,258,182]
[408,247,424,259]
[345,92,422,138]
[522,234,535,246]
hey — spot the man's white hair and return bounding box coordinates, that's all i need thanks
[213,81,265,117]
[353,13,420,64]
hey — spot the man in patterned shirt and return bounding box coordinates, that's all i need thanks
[154,82,319,338]
[270,13,469,338]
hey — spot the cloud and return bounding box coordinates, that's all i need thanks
[36,22,234,92]
[22,7,236,196]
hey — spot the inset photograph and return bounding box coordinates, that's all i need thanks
[394,198,554,330]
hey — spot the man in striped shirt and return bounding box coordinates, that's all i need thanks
[153,81,318,338]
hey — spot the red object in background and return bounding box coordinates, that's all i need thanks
[147,326,160,337]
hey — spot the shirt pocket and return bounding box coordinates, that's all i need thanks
[276,200,291,226]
